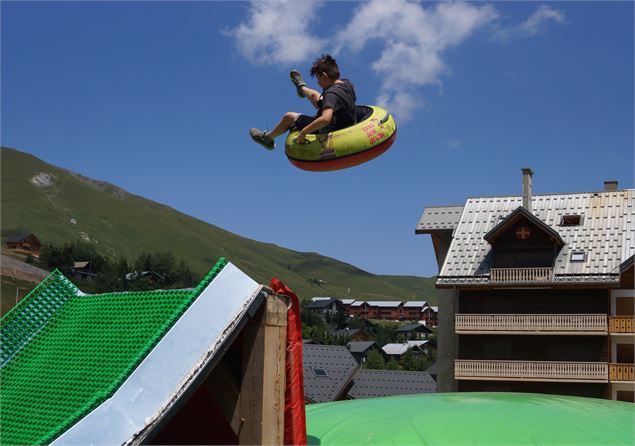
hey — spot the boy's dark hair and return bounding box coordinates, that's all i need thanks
[310,54,340,79]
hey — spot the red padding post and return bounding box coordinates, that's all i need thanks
[269,278,307,446]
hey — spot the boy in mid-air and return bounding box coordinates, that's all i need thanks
[250,54,356,149]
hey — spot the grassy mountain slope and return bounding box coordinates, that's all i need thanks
[1,147,436,302]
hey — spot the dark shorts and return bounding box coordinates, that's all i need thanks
[294,114,332,134]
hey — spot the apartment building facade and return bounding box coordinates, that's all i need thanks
[416,170,634,402]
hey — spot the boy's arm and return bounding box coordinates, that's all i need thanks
[297,108,333,142]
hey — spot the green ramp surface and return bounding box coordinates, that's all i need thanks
[0,258,227,445]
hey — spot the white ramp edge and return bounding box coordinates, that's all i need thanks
[52,262,263,446]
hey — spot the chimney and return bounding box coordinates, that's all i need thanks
[522,168,533,212]
[604,180,618,191]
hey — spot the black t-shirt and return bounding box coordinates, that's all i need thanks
[318,79,356,133]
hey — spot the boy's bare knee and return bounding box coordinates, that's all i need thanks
[284,112,298,123]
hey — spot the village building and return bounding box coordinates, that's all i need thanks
[304,297,346,318]
[347,300,369,318]
[366,301,403,320]
[421,306,439,327]
[416,170,634,402]
[401,301,427,320]
[70,261,96,280]
[346,341,385,365]
[303,344,436,402]
[330,327,373,342]
[394,322,433,341]
[347,369,436,399]
[303,344,359,403]
[5,233,41,257]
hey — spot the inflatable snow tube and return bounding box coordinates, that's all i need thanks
[285,105,397,171]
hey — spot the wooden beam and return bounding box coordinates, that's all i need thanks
[237,294,288,445]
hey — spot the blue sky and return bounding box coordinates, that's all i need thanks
[2,1,633,277]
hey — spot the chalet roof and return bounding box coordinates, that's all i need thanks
[407,340,431,348]
[423,306,438,313]
[366,301,402,308]
[621,255,634,273]
[346,341,378,354]
[483,206,565,247]
[0,259,266,445]
[382,343,411,356]
[350,301,366,307]
[303,344,358,403]
[394,323,432,333]
[422,189,634,285]
[73,261,90,269]
[347,369,436,399]
[402,301,427,308]
[6,233,39,243]
[415,205,464,233]
[305,298,340,310]
[331,328,360,338]
[340,299,356,305]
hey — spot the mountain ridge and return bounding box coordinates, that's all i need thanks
[1,147,437,302]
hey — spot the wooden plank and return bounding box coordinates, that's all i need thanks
[237,295,288,445]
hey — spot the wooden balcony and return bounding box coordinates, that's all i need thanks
[490,267,553,284]
[454,360,608,383]
[455,314,608,335]
[609,316,635,334]
[609,363,635,382]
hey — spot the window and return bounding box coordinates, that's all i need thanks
[312,368,328,377]
[560,215,583,226]
[570,251,586,262]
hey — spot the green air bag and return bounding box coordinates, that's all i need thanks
[306,392,635,445]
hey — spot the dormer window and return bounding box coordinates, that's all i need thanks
[570,251,586,262]
[560,215,583,226]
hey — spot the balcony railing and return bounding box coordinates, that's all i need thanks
[490,267,554,284]
[454,360,608,383]
[609,316,635,333]
[609,363,635,382]
[455,314,608,335]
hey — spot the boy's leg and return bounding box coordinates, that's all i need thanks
[267,112,300,138]
[250,112,300,149]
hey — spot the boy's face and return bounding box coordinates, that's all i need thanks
[317,72,331,89]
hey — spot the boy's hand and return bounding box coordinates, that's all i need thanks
[296,131,308,144]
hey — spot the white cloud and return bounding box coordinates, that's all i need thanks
[226,0,326,65]
[494,5,566,40]
[334,0,498,121]
[227,1,566,123]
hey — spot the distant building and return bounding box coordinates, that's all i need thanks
[421,306,438,327]
[366,301,403,320]
[303,344,358,403]
[303,344,436,402]
[416,170,634,402]
[305,298,346,318]
[346,341,384,365]
[402,301,428,320]
[330,327,372,342]
[394,323,433,340]
[347,369,436,399]
[71,261,96,280]
[348,300,370,318]
[6,233,41,257]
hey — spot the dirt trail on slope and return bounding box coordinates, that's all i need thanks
[1,254,50,283]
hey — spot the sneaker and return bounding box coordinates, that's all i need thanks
[290,70,307,98]
[250,128,275,150]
